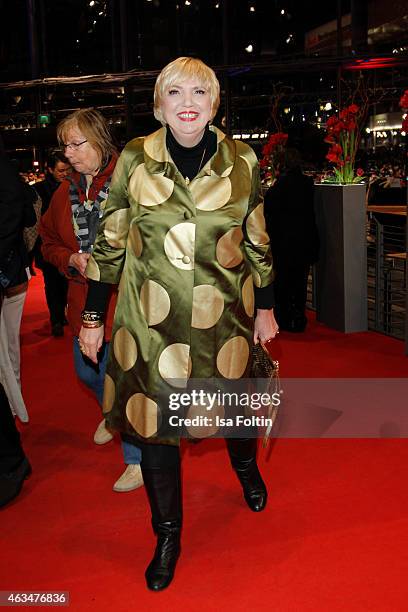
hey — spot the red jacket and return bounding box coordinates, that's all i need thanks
[39,156,118,337]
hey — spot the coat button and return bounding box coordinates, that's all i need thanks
[184,211,192,219]
[182,255,191,264]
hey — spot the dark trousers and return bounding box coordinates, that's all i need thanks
[0,383,25,473]
[122,438,180,469]
[125,439,253,469]
[41,262,68,325]
[274,260,310,329]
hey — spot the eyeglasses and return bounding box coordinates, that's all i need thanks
[61,139,88,151]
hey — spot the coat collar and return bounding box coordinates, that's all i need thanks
[143,125,235,179]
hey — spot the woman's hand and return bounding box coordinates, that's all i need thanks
[253,308,279,344]
[69,252,90,277]
[78,325,105,364]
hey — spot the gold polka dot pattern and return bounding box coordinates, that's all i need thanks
[221,165,234,177]
[126,393,159,438]
[144,130,168,162]
[140,280,171,326]
[85,254,100,281]
[246,203,270,246]
[216,336,250,379]
[89,128,275,444]
[158,343,191,388]
[113,327,138,371]
[191,285,224,329]
[128,223,143,257]
[252,269,262,288]
[104,208,129,248]
[216,227,244,268]
[164,222,195,270]
[129,163,174,207]
[102,374,115,413]
[242,275,255,317]
[191,175,232,211]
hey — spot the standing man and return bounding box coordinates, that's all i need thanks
[0,139,32,507]
[34,151,71,337]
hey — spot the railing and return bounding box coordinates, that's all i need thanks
[367,206,406,340]
[305,205,406,340]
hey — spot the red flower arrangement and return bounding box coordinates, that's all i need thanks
[323,103,364,183]
[260,132,288,184]
[399,89,408,133]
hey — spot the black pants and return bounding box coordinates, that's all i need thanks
[41,262,68,326]
[122,437,180,469]
[0,383,25,474]
[125,438,253,469]
[274,260,310,329]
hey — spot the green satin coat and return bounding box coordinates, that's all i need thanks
[87,126,274,444]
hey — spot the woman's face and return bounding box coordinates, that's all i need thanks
[62,125,101,176]
[161,77,212,147]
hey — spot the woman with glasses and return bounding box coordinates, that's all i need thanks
[39,108,143,493]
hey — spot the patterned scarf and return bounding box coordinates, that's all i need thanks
[68,172,111,253]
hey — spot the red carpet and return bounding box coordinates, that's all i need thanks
[2,272,408,611]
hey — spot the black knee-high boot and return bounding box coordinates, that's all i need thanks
[226,438,267,512]
[141,462,182,591]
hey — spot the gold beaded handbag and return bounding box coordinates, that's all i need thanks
[251,341,281,447]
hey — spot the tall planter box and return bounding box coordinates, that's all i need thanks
[314,183,367,333]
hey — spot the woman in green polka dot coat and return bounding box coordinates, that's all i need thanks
[80,57,279,591]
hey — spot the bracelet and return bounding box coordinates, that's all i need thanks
[82,320,104,329]
[81,310,103,324]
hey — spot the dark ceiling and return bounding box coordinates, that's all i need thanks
[1,0,407,158]
[1,0,350,82]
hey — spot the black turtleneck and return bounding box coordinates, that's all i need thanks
[85,127,274,313]
[166,124,217,182]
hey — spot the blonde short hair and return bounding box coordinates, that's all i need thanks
[57,108,116,166]
[154,57,220,125]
